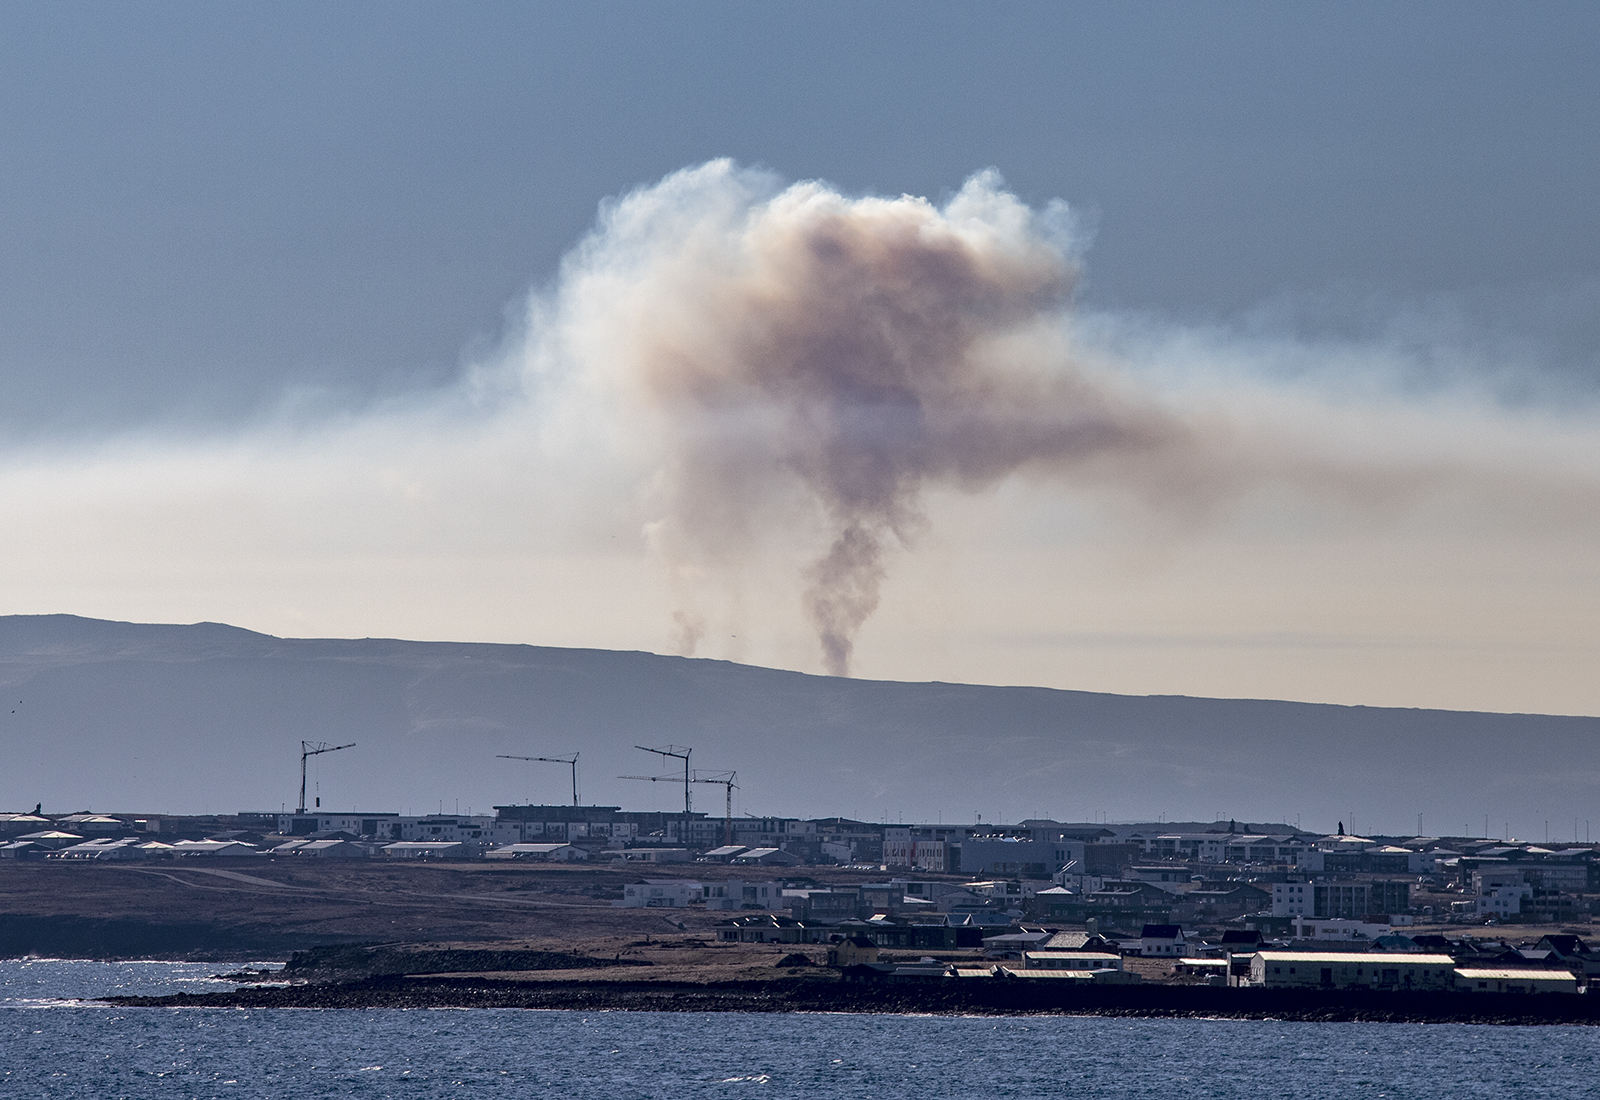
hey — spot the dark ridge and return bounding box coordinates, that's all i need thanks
[2,613,1596,826]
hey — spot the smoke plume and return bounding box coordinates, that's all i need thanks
[540,161,1258,675]
[537,159,1260,674]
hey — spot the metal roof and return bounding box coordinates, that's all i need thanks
[1255,952,1457,965]
[1453,968,1579,982]
[1023,951,1121,961]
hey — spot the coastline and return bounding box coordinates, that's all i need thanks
[102,973,1600,1026]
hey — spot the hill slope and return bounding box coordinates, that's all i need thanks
[0,615,1594,836]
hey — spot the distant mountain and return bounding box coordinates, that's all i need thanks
[0,615,1594,838]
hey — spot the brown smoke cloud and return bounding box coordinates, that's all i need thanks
[544,162,1280,675]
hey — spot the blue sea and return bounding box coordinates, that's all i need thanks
[3,960,1599,1099]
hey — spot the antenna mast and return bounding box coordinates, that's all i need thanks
[297,741,355,814]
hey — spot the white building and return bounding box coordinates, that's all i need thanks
[1454,968,1580,994]
[1021,951,1123,972]
[1139,925,1188,957]
[883,836,949,872]
[1272,882,1312,917]
[1247,952,1457,990]
[619,880,702,908]
[1477,884,1531,918]
[700,879,784,910]
[618,848,691,863]
[485,843,587,861]
[1290,918,1392,941]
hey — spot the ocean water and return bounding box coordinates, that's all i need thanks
[2,960,1599,1099]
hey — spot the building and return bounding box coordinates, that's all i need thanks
[1521,863,1591,893]
[827,936,880,967]
[1138,924,1188,957]
[1272,882,1312,917]
[381,841,469,859]
[784,888,862,921]
[732,847,801,867]
[170,839,260,857]
[717,914,833,944]
[1121,866,1195,893]
[1289,918,1395,941]
[1453,968,1580,994]
[730,817,816,852]
[54,838,143,860]
[955,837,1084,877]
[618,848,690,863]
[54,814,126,833]
[1247,952,1457,990]
[620,880,702,908]
[287,839,368,858]
[700,845,747,861]
[702,879,784,910]
[809,818,886,864]
[1312,881,1410,919]
[1021,951,1123,972]
[274,812,401,838]
[491,804,630,843]
[1535,935,1600,979]
[1173,883,1272,922]
[484,843,587,861]
[1477,883,1531,918]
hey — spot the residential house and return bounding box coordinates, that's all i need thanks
[827,936,880,967]
[1138,924,1187,957]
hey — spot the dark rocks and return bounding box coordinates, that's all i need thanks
[100,974,1600,1025]
[280,943,653,980]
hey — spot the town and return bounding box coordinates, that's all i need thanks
[5,791,1599,998]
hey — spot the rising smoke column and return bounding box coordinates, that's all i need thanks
[544,161,1223,675]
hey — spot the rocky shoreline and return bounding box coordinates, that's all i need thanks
[103,973,1600,1025]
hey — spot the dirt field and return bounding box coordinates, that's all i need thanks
[0,859,752,958]
[0,858,906,959]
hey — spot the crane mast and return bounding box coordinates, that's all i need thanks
[297,741,355,814]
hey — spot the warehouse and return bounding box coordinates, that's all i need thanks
[1247,952,1457,990]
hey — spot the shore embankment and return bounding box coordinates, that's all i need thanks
[103,973,1600,1025]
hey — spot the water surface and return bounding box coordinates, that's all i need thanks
[2,960,1596,1099]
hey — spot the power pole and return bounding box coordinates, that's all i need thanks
[496,753,580,807]
[298,741,354,814]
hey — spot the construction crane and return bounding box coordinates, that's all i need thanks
[495,752,580,807]
[692,771,738,846]
[622,744,692,844]
[297,741,354,814]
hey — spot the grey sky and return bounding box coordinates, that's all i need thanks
[3,2,1597,435]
